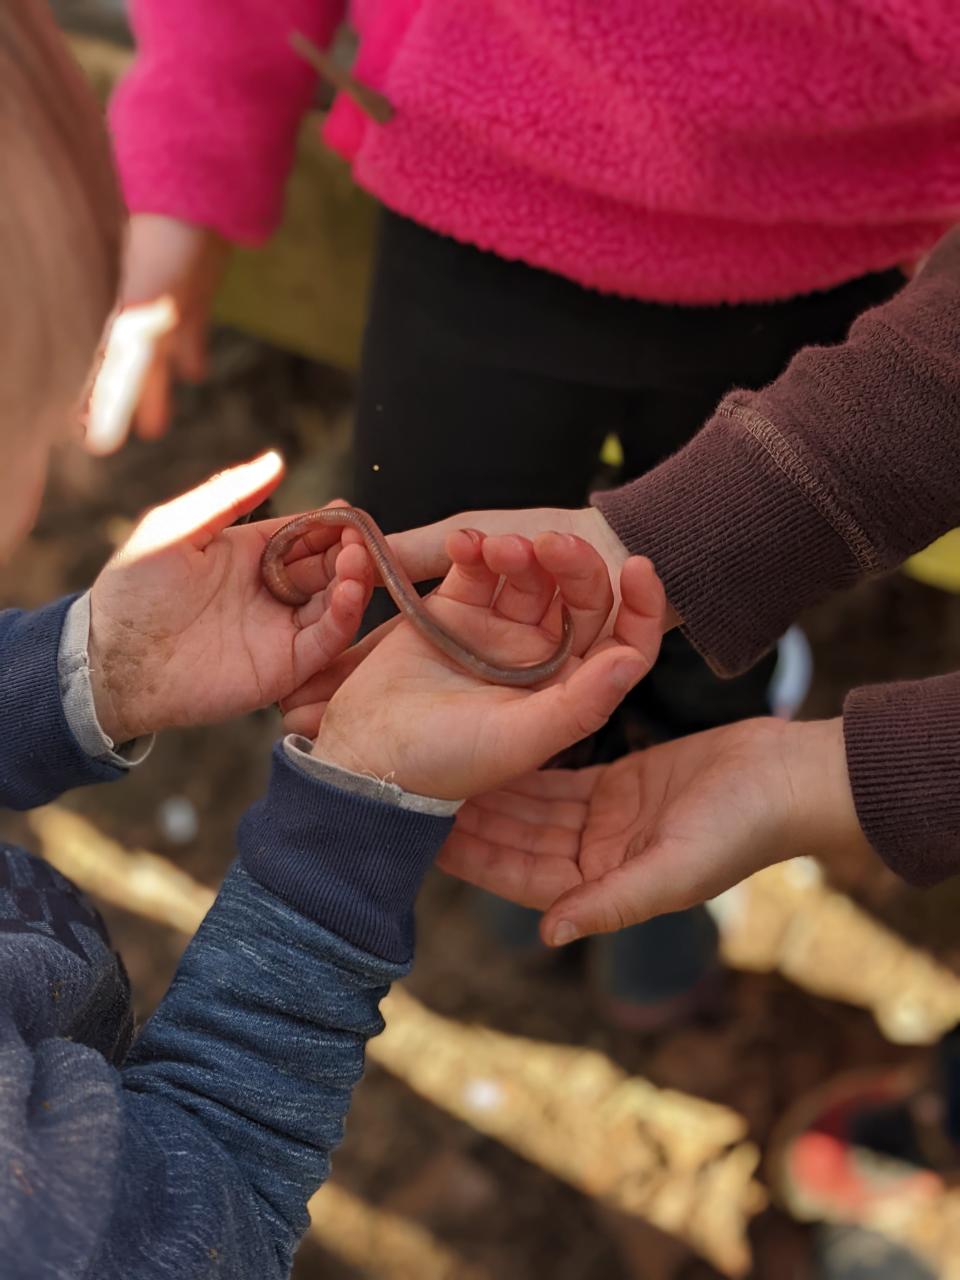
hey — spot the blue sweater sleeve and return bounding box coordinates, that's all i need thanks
[1,747,453,1279]
[0,597,123,808]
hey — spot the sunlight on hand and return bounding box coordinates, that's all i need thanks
[85,296,177,455]
[124,451,285,561]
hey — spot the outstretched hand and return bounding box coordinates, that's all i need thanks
[85,215,228,454]
[440,717,869,944]
[311,533,665,800]
[279,503,681,736]
[88,455,374,743]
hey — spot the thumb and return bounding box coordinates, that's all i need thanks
[130,452,285,555]
[611,556,667,668]
[280,613,403,714]
[540,845,682,946]
[85,297,177,456]
[497,646,646,778]
[385,517,458,583]
[174,309,212,385]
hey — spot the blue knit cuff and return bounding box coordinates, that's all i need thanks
[0,597,123,810]
[237,745,454,963]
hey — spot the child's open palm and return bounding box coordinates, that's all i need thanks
[440,717,864,945]
[88,455,373,744]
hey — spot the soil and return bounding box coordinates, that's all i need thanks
[3,330,959,1279]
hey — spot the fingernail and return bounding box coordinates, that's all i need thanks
[251,449,283,472]
[610,661,641,692]
[551,921,579,947]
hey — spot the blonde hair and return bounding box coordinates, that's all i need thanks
[0,0,123,423]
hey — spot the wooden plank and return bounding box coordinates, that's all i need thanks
[68,32,375,370]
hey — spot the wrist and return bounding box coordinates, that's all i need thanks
[579,507,680,631]
[312,711,457,801]
[311,724,386,779]
[578,505,629,570]
[86,650,127,747]
[86,613,135,746]
[780,717,869,858]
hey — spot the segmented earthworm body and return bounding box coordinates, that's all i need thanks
[260,507,574,686]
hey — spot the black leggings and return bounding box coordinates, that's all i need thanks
[353,210,903,738]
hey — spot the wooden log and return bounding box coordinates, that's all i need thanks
[716,857,960,1045]
[307,1181,491,1280]
[374,986,765,1277]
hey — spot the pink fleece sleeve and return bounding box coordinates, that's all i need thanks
[110,1,347,244]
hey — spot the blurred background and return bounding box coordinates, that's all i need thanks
[6,5,960,1277]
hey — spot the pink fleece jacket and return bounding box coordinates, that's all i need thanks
[112,1,960,304]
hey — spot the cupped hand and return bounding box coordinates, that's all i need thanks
[440,716,869,943]
[88,455,374,743]
[85,215,228,455]
[382,506,631,590]
[311,535,665,800]
[282,509,669,741]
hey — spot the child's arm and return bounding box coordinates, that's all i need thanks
[111,0,348,244]
[3,534,658,1279]
[87,3,349,453]
[0,598,130,808]
[0,753,450,1280]
[382,223,960,679]
[592,224,960,678]
[0,458,366,811]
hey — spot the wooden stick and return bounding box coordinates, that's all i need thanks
[307,1181,490,1280]
[716,857,960,1045]
[290,31,394,125]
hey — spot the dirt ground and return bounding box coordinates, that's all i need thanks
[3,331,960,1279]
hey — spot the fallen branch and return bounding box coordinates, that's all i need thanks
[715,857,960,1044]
[31,804,215,933]
[376,986,764,1276]
[307,1181,490,1280]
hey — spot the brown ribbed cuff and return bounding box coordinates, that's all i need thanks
[593,411,859,676]
[844,674,960,887]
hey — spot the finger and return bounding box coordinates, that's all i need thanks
[135,349,173,440]
[438,826,582,910]
[384,515,461,582]
[291,577,369,682]
[283,700,328,739]
[279,615,402,713]
[499,766,605,804]
[492,646,646,779]
[85,298,177,455]
[438,529,500,607]
[268,499,354,566]
[611,556,667,669]
[385,508,572,584]
[293,542,375,627]
[540,845,691,946]
[534,532,613,654]
[130,452,285,554]
[481,535,554,624]
[469,786,589,833]
[455,801,582,859]
[174,315,209,384]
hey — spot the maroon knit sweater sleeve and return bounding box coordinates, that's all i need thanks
[845,674,960,886]
[594,226,960,885]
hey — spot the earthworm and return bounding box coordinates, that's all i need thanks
[260,507,574,686]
